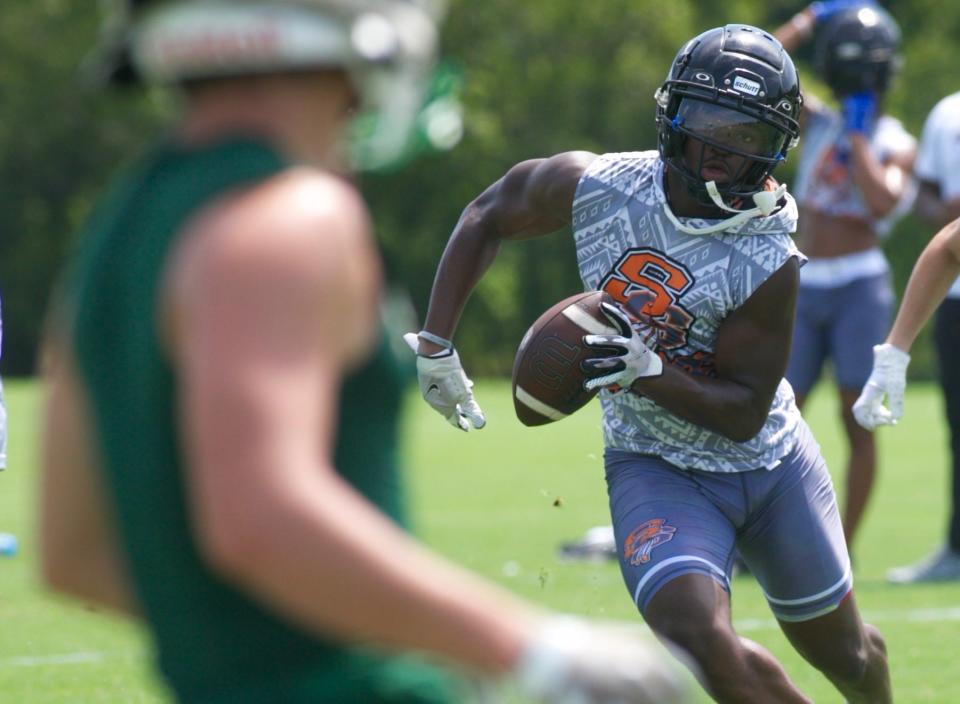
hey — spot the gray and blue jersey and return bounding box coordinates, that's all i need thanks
[572,151,804,472]
[793,107,916,237]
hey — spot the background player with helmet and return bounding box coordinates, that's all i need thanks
[855,89,960,584]
[409,23,891,703]
[773,1,917,557]
[37,2,691,703]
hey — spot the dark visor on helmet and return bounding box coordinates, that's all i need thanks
[674,99,786,160]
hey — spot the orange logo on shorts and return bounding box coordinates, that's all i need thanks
[623,518,676,565]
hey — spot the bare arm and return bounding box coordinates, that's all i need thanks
[849,137,915,219]
[38,334,140,617]
[417,151,597,355]
[772,9,822,126]
[168,172,539,674]
[631,257,801,442]
[887,218,960,351]
[772,9,815,55]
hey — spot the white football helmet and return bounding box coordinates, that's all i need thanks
[92,0,448,170]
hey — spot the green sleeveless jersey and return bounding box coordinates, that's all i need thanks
[69,138,462,703]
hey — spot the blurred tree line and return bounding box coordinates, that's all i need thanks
[1,0,958,377]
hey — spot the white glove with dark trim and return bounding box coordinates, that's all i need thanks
[853,343,911,430]
[581,302,663,392]
[514,616,693,704]
[403,332,486,431]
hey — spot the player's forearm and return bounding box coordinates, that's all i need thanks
[632,365,770,442]
[887,220,960,351]
[772,9,814,53]
[420,204,503,349]
[849,136,903,218]
[204,468,538,675]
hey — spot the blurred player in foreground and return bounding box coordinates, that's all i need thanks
[855,89,960,584]
[37,1,689,702]
[774,0,916,555]
[409,23,890,704]
[0,298,6,472]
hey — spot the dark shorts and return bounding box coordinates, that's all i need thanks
[605,422,852,622]
[787,272,894,394]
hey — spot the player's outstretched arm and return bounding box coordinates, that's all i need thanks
[407,151,597,430]
[631,257,801,442]
[888,217,960,352]
[854,218,960,429]
[166,171,690,702]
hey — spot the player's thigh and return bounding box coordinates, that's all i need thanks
[786,285,831,395]
[830,273,894,391]
[737,425,852,623]
[605,450,737,615]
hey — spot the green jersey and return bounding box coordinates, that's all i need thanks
[69,138,462,703]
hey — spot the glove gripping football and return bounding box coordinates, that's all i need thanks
[581,302,663,392]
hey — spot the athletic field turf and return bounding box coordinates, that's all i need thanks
[1,379,957,702]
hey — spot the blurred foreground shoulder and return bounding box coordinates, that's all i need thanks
[166,167,382,363]
[177,167,378,296]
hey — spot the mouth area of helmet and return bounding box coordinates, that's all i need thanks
[697,151,734,183]
[682,137,750,188]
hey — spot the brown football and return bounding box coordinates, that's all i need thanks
[511,291,618,426]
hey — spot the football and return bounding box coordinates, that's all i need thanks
[511,290,618,426]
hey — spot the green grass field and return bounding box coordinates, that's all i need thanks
[1,378,958,702]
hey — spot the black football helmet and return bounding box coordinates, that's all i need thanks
[656,24,802,207]
[814,4,901,98]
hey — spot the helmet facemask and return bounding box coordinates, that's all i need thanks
[661,97,791,207]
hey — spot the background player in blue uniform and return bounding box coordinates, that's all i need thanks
[857,89,960,583]
[774,1,917,556]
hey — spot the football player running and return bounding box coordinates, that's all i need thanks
[773,1,917,556]
[411,24,891,703]
[38,2,690,703]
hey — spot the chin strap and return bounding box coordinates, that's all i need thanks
[662,180,788,235]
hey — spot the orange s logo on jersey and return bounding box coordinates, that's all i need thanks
[600,248,695,350]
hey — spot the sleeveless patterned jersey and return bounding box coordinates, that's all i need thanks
[572,151,805,472]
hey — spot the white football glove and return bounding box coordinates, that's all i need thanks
[403,332,486,431]
[514,616,693,704]
[853,343,911,430]
[581,302,663,392]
